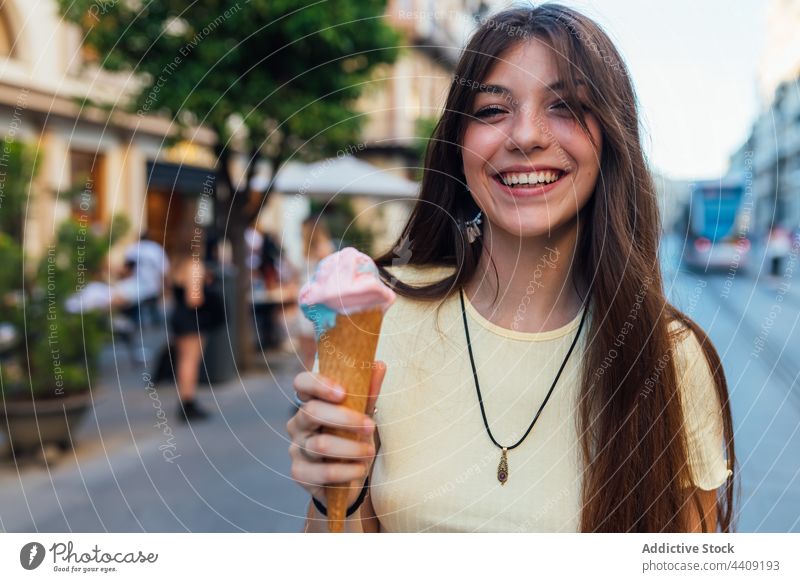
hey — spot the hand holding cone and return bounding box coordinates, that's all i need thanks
[299,248,396,532]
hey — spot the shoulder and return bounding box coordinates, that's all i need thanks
[380,262,457,287]
[378,263,458,318]
[189,258,205,277]
[667,318,719,383]
[667,318,732,490]
[666,316,726,433]
[377,263,455,320]
[373,263,457,344]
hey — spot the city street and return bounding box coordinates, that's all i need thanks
[2,4,799,581]
[663,235,800,532]
[0,342,309,533]
[1,243,799,532]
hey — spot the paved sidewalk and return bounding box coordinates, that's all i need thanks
[0,336,309,532]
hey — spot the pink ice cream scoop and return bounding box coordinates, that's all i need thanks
[299,247,396,337]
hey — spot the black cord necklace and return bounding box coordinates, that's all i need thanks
[459,287,589,485]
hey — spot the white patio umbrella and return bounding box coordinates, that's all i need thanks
[273,155,419,200]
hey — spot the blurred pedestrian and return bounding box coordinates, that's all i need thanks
[766,226,791,278]
[254,232,296,350]
[118,234,170,326]
[289,214,334,370]
[245,218,264,274]
[170,245,224,422]
[260,232,282,290]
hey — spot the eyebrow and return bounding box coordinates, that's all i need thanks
[477,80,585,96]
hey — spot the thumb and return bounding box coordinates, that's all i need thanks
[364,360,386,417]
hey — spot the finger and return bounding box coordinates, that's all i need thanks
[293,371,346,403]
[291,459,370,487]
[289,441,314,462]
[296,399,374,434]
[305,432,376,462]
[365,360,386,417]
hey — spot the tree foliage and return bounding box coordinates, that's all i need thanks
[57,1,401,367]
[58,0,400,163]
[0,141,130,399]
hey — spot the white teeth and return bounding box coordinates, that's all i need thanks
[500,171,561,186]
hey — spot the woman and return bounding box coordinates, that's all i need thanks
[287,4,735,532]
[170,247,223,422]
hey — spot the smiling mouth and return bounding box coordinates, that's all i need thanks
[492,169,567,189]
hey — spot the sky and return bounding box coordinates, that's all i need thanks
[532,0,768,180]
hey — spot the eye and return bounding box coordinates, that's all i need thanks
[474,106,506,119]
[551,99,587,115]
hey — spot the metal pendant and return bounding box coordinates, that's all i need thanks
[497,447,509,485]
[466,223,481,243]
[464,212,482,243]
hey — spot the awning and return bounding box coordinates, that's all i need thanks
[273,155,419,200]
[146,161,215,197]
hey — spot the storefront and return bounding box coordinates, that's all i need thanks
[145,160,216,257]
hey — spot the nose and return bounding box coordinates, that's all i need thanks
[504,104,551,153]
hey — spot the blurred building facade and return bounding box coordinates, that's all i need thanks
[653,172,693,234]
[340,0,497,255]
[757,0,800,105]
[359,0,489,167]
[747,82,800,235]
[2,0,506,267]
[263,0,498,258]
[732,0,800,237]
[0,0,222,264]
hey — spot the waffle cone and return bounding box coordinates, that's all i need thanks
[317,308,384,533]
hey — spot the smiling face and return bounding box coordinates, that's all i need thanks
[461,39,603,238]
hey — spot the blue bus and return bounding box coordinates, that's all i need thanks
[683,179,751,272]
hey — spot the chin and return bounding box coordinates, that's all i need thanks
[492,216,573,239]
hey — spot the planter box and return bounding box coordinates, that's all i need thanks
[0,392,93,458]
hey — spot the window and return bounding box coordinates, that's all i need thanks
[69,150,106,225]
[0,8,16,58]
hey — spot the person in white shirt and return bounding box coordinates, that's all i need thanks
[113,235,170,326]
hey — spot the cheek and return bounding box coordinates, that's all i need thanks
[548,115,602,165]
[462,124,507,170]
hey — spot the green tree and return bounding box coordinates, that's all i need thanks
[57,0,400,367]
[0,141,129,399]
[0,141,38,325]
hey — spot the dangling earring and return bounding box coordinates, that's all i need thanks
[463,186,482,243]
[464,211,483,243]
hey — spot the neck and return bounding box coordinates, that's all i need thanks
[464,220,586,333]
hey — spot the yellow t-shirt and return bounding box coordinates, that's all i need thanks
[367,264,731,532]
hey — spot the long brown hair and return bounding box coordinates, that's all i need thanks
[374,3,735,532]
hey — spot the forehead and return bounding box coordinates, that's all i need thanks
[482,39,559,88]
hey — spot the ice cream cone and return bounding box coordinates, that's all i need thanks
[298,247,396,533]
[317,308,384,533]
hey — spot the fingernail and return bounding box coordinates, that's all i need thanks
[362,420,375,434]
[331,385,345,398]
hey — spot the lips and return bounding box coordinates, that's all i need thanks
[497,169,564,187]
[490,167,570,197]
